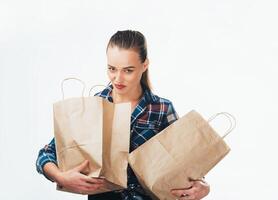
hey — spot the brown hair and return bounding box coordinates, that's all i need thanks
[106,30,152,90]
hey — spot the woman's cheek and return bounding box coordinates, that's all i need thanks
[107,72,114,81]
[130,72,141,83]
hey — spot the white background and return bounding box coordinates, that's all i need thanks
[1,0,278,199]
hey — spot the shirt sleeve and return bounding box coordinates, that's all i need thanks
[36,138,58,181]
[162,102,179,129]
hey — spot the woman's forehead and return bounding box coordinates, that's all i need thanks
[107,46,141,67]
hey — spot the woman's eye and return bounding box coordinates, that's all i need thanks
[124,69,133,73]
[108,67,116,72]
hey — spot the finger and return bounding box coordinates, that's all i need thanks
[74,160,89,172]
[179,195,196,200]
[184,187,198,196]
[171,189,190,197]
[82,182,103,190]
[171,182,193,191]
[189,180,207,192]
[75,181,103,194]
[83,177,105,184]
[171,182,194,195]
[80,184,103,194]
[190,179,207,187]
[172,191,196,200]
[172,188,197,197]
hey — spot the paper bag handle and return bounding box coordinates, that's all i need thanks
[61,77,86,100]
[208,112,236,139]
[88,85,107,96]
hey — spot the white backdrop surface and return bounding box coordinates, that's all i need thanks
[1,0,278,199]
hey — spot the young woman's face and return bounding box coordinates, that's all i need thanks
[106,46,148,96]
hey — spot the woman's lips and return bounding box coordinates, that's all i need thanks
[114,84,126,89]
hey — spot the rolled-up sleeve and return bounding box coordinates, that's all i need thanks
[36,138,57,181]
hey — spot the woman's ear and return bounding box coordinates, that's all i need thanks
[143,58,149,72]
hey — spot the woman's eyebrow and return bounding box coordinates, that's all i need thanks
[108,64,135,69]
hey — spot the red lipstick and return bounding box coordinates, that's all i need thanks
[114,84,126,90]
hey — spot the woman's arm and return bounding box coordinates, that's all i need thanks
[43,160,105,194]
[36,138,105,194]
[36,138,57,181]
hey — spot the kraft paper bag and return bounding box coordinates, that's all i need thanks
[128,110,235,200]
[53,78,131,195]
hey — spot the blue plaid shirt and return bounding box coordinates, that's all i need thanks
[36,84,178,198]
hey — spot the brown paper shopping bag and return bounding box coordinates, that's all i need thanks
[128,110,235,200]
[54,78,131,194]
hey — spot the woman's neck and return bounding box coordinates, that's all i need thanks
[112,85,143,104]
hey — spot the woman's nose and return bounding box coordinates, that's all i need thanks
[115,71,124,82]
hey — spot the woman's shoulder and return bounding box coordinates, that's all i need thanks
[145,89,174,106]
[145,90,177,117]
[144,90,179,127]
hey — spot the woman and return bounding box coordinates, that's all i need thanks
[36,30,210,200]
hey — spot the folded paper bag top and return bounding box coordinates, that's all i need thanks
[128,110,235,200]
[53,78,131,195]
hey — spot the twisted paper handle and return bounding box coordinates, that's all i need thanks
[88,85,107,96]
[208,112,236,138]
[61,77,86,100]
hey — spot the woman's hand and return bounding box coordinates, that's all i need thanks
[55,160,105,194]
[171,179,210,200]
